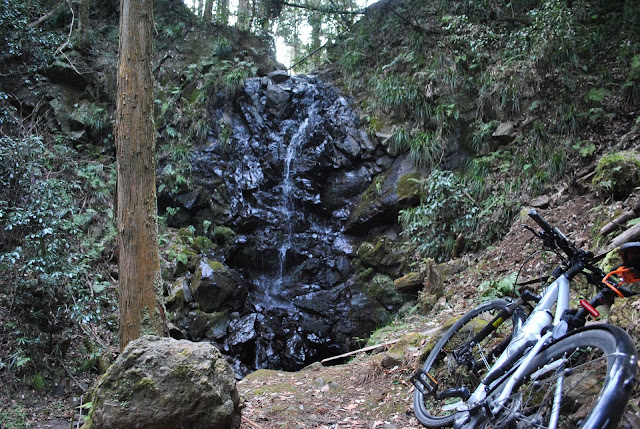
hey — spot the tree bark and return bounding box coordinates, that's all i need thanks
[237,0,250,29]
[78,0,90,50]
[116,0,164,351]
[217,0,230,24]
[204,0,214,21]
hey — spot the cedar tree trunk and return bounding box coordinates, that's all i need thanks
[115,0,164,351]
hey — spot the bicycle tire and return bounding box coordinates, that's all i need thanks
[414,299,526,427]
[490,324,637,429]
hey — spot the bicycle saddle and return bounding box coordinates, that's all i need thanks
[620,242,640,271]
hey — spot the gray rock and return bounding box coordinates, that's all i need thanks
[86,336,241,429]
[268,69,290,84]
[191,259,247,313]
[491,121,518,144]
[266,83,290,116]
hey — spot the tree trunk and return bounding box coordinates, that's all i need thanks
[218,0,230,24]
[237,0,250,29]
[116,0,165,351]
[78,0,90,50]
[204,0,214,21]
[309,14,322,52]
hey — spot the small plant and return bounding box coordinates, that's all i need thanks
[585,87,612,106]
[399,169,478,260]
[408,131,441,169]
[213,38,233,58]
[478,272,518,301]
[623,54,640,106]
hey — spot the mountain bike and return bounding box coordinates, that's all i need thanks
[412,209,639,428]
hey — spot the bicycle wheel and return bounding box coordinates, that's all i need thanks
[413,299,526,427]
[490,325,637,429]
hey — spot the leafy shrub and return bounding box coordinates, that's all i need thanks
[0,135,116,373]
[0,0,62,64]
[478,272,518,301]
[623,54,640,106]
[399,169,478,260]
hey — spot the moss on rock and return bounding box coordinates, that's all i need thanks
[592,151,640,200]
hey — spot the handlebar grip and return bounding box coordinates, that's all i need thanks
[528,209,576,258]
[528,209,554,234]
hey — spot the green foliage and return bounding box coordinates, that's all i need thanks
[623,54,640,106]
[159,142,193,195]
[0,135,116,376]
[399,169,478,260]
[478,272,518,301]
[0,403,29,429]
[585,87,612,105]
[213,38,233,59]
[592,151,640,200]
[369,73,428,123]
[0,0,62,64]
[572,140,596,158]
[340,49,364,73]
[408,131,441,169]
[467,120,497,154]
[387,126,409,155]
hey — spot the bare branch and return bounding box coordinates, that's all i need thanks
[282,1,364,16]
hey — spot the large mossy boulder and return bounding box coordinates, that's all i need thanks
[85,335,241,429]
[592,151,640,200]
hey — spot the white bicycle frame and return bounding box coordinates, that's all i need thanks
[455,274,571,428]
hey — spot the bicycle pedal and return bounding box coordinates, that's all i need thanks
[411,369,438,396]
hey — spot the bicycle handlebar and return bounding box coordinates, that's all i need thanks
[528,209,577,259]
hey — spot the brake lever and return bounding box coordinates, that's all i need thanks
[522,224,542,240]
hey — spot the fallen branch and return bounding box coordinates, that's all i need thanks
[321,339,400,365]
[601,209,638,236]
[28,5,63,28]
[610,223,640,249]
[242,416,264,429]
[59,358,87,394]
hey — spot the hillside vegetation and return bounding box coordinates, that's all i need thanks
[1,0,640,427]
[324,0,640,259]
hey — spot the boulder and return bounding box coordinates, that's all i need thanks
[592,150,640,200]
[265,83,290,117]
[191,259,248,312]
[267,69,290,84]
[394,272,423,293]
[86,336,241,429]
[491,121,517,144]
[345,154,422,234]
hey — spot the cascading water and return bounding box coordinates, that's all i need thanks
[161,71,410,376]
[267,106,316,306]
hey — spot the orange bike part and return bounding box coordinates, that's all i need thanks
[602,266,640,297]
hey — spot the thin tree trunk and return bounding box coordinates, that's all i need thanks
[204,0,214,21]
[217,0,230,25]
[78,0,90,49]
[116,0,165,351]
[237,0,250,29]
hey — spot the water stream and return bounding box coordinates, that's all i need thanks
[165,72,402,375]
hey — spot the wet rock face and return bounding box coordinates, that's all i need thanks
[159,72,415,375]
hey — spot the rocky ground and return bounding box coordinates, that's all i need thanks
[237,189,640,429]
[12,188,640,429]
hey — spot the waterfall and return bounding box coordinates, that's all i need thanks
[164,73,402,376]
[269,108,317,302]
